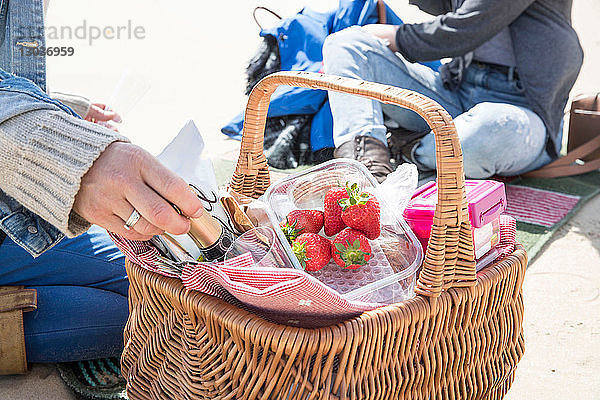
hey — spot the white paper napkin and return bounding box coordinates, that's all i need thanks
[156,120,235,259]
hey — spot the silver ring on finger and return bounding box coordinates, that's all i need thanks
[124,209,141,230]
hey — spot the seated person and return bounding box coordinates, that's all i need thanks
[323,0,583,182]
[0,97,126,364]
[0,0,203,364]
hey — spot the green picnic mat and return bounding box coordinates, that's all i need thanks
[213,158,600,262]
[57,358,126,400]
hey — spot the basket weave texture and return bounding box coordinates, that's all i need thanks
[121,71,526,399]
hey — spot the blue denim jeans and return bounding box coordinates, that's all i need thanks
[0,226,127,363]
[323,26,553,178]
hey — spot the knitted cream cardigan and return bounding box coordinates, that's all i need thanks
[0,109,128,237]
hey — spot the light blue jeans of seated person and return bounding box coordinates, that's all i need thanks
[323,26,553,178]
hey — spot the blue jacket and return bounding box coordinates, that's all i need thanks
[0,0,79,256]
[222,0,440,150]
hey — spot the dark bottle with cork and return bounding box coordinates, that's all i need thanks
[186,212,235,262]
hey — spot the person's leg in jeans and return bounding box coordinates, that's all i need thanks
[0,225,128,363]
[323,26,463,148]
[413,102,548,178]
[323,27,549,179]
[322,26,463,182]
[411,64,549,178]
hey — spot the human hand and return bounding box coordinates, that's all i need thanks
[361,24,400,52]
[85,103,122,131]
[73,142,204,241]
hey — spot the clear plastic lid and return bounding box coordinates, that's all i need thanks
[262,159,424,304]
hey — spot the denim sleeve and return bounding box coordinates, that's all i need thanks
[396,0,536,62]
[0,189,64,257]
[0,68,78,122]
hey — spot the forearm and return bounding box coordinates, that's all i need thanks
[396,0,535,62]
[0,109,128,236]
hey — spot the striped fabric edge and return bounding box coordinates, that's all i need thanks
[505,185,580,228]
[497,214,516,257]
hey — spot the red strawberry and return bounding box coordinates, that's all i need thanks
[339,182,381,240]
[280,209,324,242]
[323,187,348,236]
[292,233,332,272]
[332,228,372,270]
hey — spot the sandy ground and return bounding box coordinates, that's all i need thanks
[1,0,598,398]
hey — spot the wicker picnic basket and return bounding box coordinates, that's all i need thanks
[121,71,527,399]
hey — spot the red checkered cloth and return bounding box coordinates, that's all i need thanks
[180,257,377,327]
[110,233,177,278]
[110,217,517,327]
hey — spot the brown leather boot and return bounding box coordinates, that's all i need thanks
[387,127,429,165]
[334,136,394,183]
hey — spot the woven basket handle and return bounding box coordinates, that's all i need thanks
[230,71,476,298]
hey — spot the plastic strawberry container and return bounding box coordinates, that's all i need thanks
[262,159,423,304]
